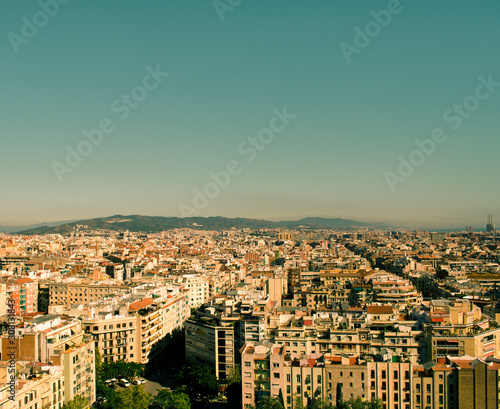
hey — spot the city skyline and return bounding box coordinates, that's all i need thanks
[1,0,499,228]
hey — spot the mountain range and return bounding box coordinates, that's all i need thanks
[5,215,389,235]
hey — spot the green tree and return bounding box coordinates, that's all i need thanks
[226,366,241,385]
[62,396,88,409]
[366,397,384,409]
[278,389,284,407]
[345,397,367,409]
[312,398,335,409]
[175,365,220,399]
[336,383,344,408]
[151,389,191,409]
[254,395,285,409]
[225,366,242,404]
[111,385,151,409]
[294,394,306,409]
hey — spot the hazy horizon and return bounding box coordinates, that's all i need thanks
[1,1,499,229]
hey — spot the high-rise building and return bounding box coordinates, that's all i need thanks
[487,215,495,232]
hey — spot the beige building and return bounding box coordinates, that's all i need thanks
[0,362,65,409]
[48,282,128,308]
[0,315,95,406]
[241,343,285,409]
[84,313,141,363]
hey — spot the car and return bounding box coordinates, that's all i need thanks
[105,378,117,386]
[118,379,131,387]
[132,378,145,385]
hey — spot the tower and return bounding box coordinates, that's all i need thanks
[487,214,495,232]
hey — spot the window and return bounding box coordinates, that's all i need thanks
[245,362,251,367]
[274,373,280,379]
[296,375,301,382]
[244,372,251,378]
[382,370,386,379]
[287,374,291,382]
[317,375,321,383]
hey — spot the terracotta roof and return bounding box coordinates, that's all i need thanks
[15,278,34,284]
[367,305,393,314]
[128,298,153,312]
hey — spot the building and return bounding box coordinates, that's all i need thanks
[0,315,96,406]
[48,282,128,308]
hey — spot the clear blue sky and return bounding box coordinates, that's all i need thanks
[1,0,499,228]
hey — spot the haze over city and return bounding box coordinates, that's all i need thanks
[1,0,499,228]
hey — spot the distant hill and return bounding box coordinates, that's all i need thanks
[280,217,388,229]
[15,215,389,235]
[0,220,76,233]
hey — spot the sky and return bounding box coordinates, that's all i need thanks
[0,0,499,229]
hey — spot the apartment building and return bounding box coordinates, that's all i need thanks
[371,277,421,306]
[83,313,141,363]
[130,292,190,364]
[0,362,65,409]
[0,284,6,317]
[185,316,236,381]
[412,356,500,409]
[178,274,210,308]
[61,338,95,404]
[241,343,285,408]
[14,278,37,313]
[367,362,412,409]
[425,300,500,361]
[0,315,95,406]
[48,281,128,308]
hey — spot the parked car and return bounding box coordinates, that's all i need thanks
[132,378,145,385]
[118,378,131,387]
[105,378,117,386]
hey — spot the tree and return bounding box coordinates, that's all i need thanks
[336,383,344,408]
[62,396,88,409]
[294,394,306,409]
[254,395,285,409]
[226,366,241,385]
[175,365,220,399]
[225,366,242,404]
[312,398,335,409]
[151,389,190,409]
[345,397,367,409]
[366,397,384,409]
[111,385,151,409]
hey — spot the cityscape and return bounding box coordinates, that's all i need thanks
[1,1,499,408]
[1,217,500,408]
